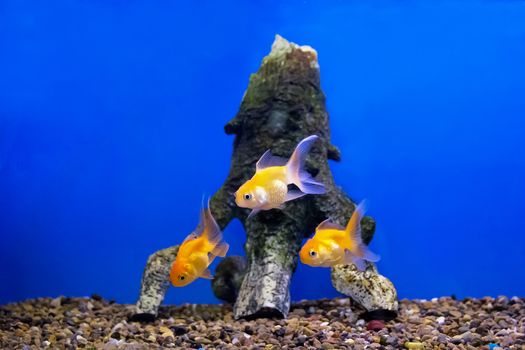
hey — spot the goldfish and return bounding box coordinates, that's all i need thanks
[299,201,379,271]
[170,203,229,287]
[235,135,326,218]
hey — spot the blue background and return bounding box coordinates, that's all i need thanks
[1,1,524,305]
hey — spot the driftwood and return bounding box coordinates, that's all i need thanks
[132,35,397,321]
[210,35,378,319]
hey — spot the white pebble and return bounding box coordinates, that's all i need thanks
[356,319,365,326]
[50,297,62,308]
[320,322,329,327]
[431,297,438,302]
[76,335,87,344]
[243,332,251,339]
[336,298,350,306]
[436,316,446,325]
[232,337,240,345]
[111,322,125,333]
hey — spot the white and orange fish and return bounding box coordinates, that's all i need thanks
[235,135,326,218]
[170,203,229,287]
[299,201,379,271]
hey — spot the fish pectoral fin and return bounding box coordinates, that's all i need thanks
[284,190,306,202]
[247,209,261,219]
[200,268,213,279]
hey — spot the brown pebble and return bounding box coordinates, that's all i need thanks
[0,296,522,349]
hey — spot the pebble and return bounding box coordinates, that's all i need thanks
[0,295,523,349]
[50,297,62,308]
[405,342,424,349]
[367,320,385,331]
[76,335,88,345]
[449,310,462,318]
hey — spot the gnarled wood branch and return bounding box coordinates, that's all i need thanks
[132,35,397,321]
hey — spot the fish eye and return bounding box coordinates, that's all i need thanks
[309,250,317,257]
[244,194,252,200]
[178,275,185,281]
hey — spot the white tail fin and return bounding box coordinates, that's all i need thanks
[286,135,326,194]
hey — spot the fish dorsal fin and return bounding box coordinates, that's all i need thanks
[256,150,288,171]
[182,231,200,244]
[316,219,345,231]
[200,268,213,279]
[184,200,221,244]
[181,210,206,244]
[184,208,207,243]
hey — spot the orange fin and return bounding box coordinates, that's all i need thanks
[344,201,380,270]
[346,201,366,245]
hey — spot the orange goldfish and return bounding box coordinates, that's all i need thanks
[235,135,326,218]
[170,203,229,287]
[299,201,379,271]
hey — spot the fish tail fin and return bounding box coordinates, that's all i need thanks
[202,200,223,245]
[202,199,229,257]
[286,135,326,195]
[345,200,366,241]
[345,200,380,270]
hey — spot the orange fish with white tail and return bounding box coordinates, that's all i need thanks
[235,135,326,218]
[299,201,379,271]
[170,203,229,287]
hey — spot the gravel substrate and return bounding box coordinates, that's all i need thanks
[1,295,523,349]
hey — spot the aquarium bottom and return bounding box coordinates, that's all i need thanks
[0,295,523,349]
